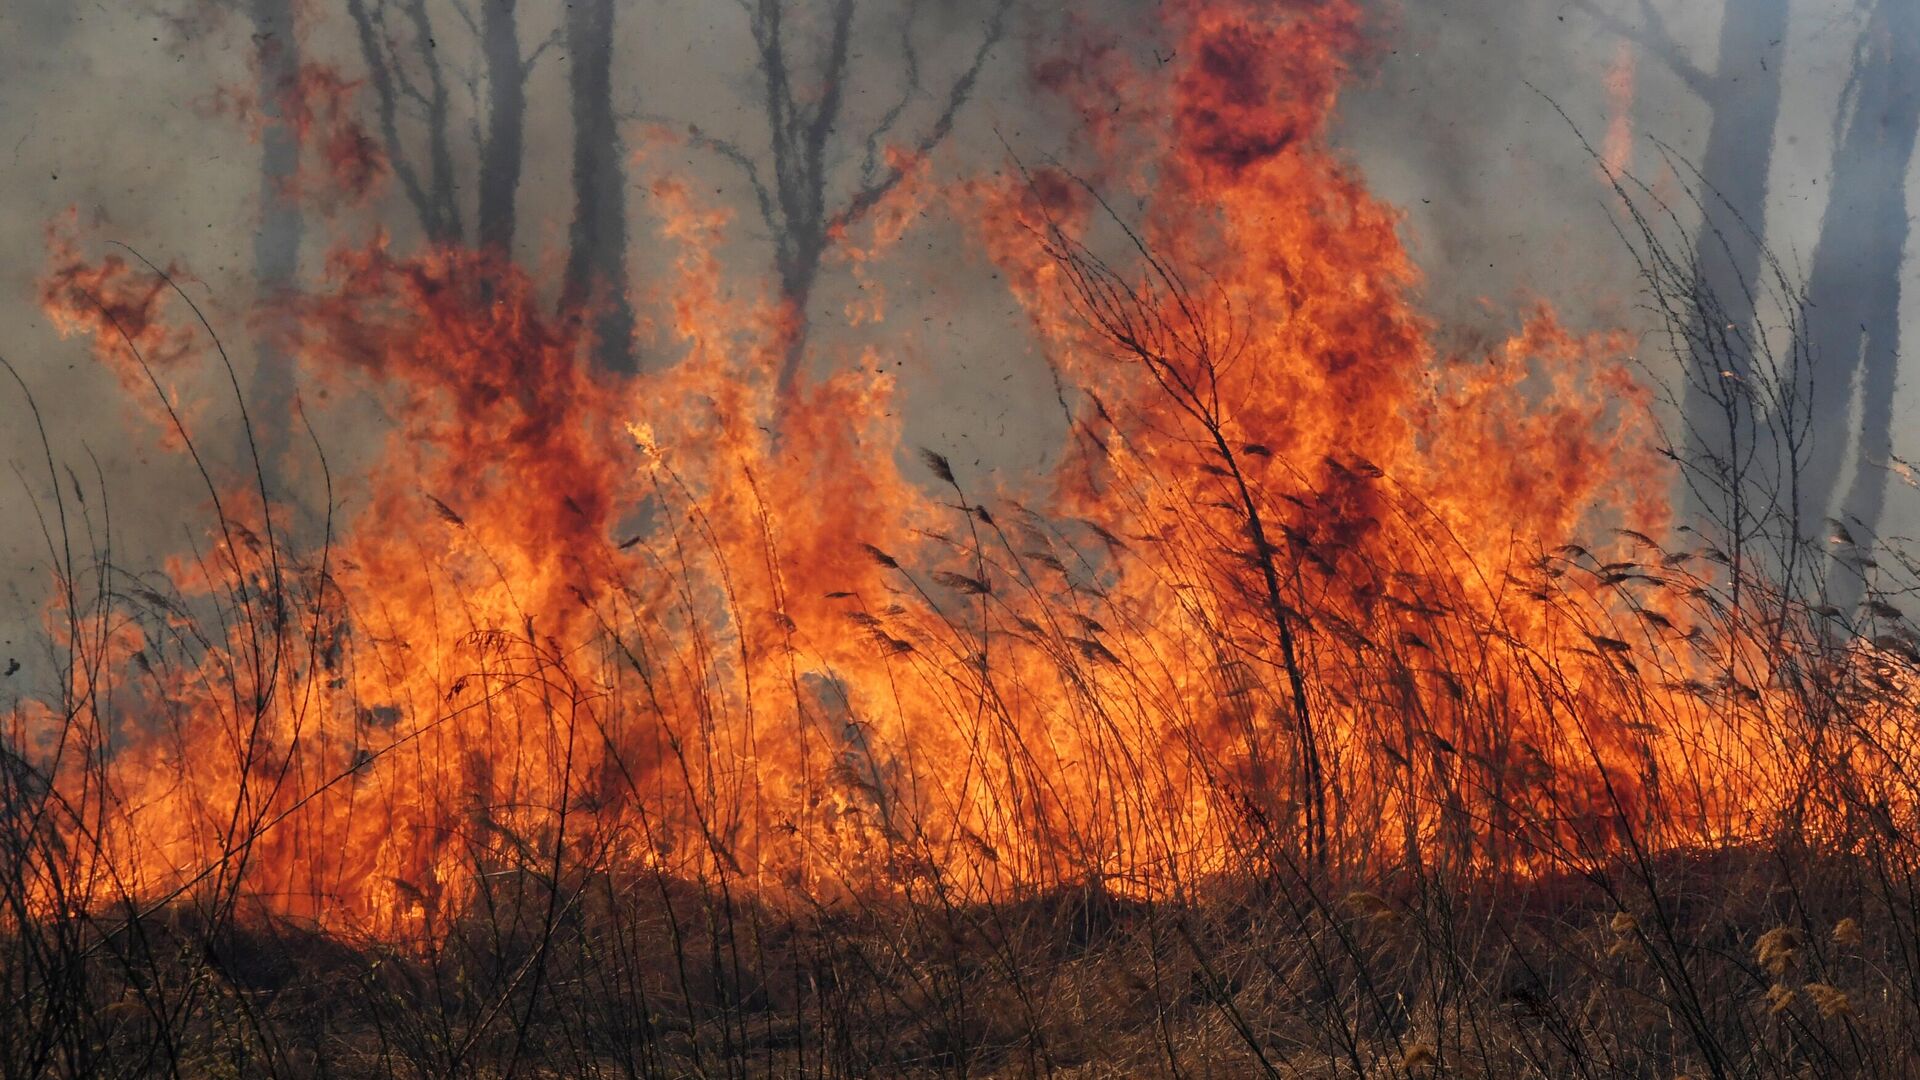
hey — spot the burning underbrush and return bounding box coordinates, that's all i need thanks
[7,0,1920,1075]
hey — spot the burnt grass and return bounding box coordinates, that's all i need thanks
[6,840,1920,1078]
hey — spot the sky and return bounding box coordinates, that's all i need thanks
[0,0,1912,673]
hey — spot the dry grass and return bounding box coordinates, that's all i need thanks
[5,177,1919,1079]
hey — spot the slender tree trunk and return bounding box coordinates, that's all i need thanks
[1677,0,1788,528]
[248,0,303,476]
[477,0,524,255]
[562,0,635,373]
[1811,0,1920,595]
[774,247,822,402]
[407,0,462,242]
[345,0,462,241]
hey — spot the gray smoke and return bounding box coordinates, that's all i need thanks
[0,0,1912,679]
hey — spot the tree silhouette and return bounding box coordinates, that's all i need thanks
[1794,0,1919,597]
[477,0,527,254]
[343,0,559,251]
[682,0,1013,407]
[560,0,635,373]
[246,0,304,473]
[1573,0,1789,539]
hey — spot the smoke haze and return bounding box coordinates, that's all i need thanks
[0,0,1912,669]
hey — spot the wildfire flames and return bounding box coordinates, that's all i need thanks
[13,0,1910,945]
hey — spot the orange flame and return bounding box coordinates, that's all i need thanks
[15,0,1871,941]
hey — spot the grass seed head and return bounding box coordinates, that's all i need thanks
[1766,983,1796,1015]
[1340,890,1397,921]
[1804,983,1853,1019]
[1755,926,1804,976]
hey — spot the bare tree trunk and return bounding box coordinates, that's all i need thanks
[1671,0,1788,528]
[562,0,635,373]
[758,0,852,400]
[477,0,524,255]
[774,250,822,401]
[407,0,461,242]
[248,0,303,475]
[1806,0,1920,591]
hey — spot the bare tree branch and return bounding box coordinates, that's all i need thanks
[1567,0,1714,101]
[836,0,1011,233]
[344,0,458,239]
[726,0,1017,403]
